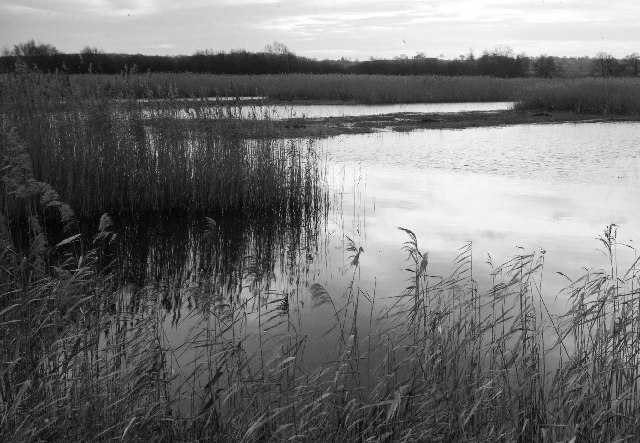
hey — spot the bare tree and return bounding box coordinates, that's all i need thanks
[592,52,621,77]
[624,53,640,76]
[264,41,290,55]
[533,54,556,78]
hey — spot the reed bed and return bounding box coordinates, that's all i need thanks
[2,124,640,441]
[36,72,532,103]
[1,73,324,220]
[3,173,640,442]
[516,77,640,114]
[41,72,640,114]
[5,71,640,442]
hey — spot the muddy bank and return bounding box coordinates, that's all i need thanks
[270,109,640,138]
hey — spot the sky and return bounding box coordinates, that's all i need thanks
[1,0,640,60]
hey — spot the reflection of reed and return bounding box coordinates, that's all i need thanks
[108,196,326,318]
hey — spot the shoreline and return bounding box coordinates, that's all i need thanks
[266,109,640,138]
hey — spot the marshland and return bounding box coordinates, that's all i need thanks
[4,68,640,443]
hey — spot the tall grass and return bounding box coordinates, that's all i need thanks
[4,171,640,442]
[44,72,640,114]
[1,72,324,220]
[4,71,640,442]
[1,126,637,441]
[516,77,640,114]
[23,72,533,103]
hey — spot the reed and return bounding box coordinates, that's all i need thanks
[516,77,640,114]
[1,72,324,221]
[3,155,639,441]
[4,72,640,442]
[27,72,533,103]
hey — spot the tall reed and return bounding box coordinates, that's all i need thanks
[1,72,324,220]
[24,72,532,103]
[516,77,640,114]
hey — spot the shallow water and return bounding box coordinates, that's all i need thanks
[264,101,514,119]
[144,101,514,120]
[125,120,640,406]
[320,122,640,299]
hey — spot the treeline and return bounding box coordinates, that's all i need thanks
[2,39,640,78]
[1,49,531,77]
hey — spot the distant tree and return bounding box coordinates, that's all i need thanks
[12,39,59,56]
[491,45,515,58]
[592,52,622,77]
[533,54,557,78]
[263,41,292,73]
[80,46,106,73]
[477,46,529,78]
[264,41,291,55]
[624,53,640,76]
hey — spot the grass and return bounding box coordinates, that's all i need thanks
[4,70,640,441]
[17,72,640,115]
[1,72,325,220]
[10,71,640,116]
[12,72,532,103]
[515,77,640,114]
[3,158,640,441]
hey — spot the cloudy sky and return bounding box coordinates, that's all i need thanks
[1,0,639,59]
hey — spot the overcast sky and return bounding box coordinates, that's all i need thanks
[2,0,639,59]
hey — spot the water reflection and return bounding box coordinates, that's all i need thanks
[107,121,640,338]
[109,207,327,323]
[321,122,640,311]
[142,101,514,120]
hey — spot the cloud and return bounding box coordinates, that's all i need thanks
[1,3,53,16]
[4,0,640,58]
[257,10,412,37]
[1,0,158,17]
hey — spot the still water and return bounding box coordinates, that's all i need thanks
[143,101,514,120]
[264,101,513,119]
[320,122,640,304]
[130,120,640,404]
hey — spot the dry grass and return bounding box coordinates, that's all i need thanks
[516,77,640,114]
[3,71,640,442]
[1,72,324,220]
[21,72,533,103]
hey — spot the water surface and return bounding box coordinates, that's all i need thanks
[144,101,514,120]
[123,119,640,405]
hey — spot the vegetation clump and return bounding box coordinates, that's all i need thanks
[516,77,640,114]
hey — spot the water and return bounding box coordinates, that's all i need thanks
[143,101,514,120]
[117,119,640,409]
[263,101,514,119]
[320,122,640,307]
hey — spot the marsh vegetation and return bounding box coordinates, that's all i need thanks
[3,72,640,442]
